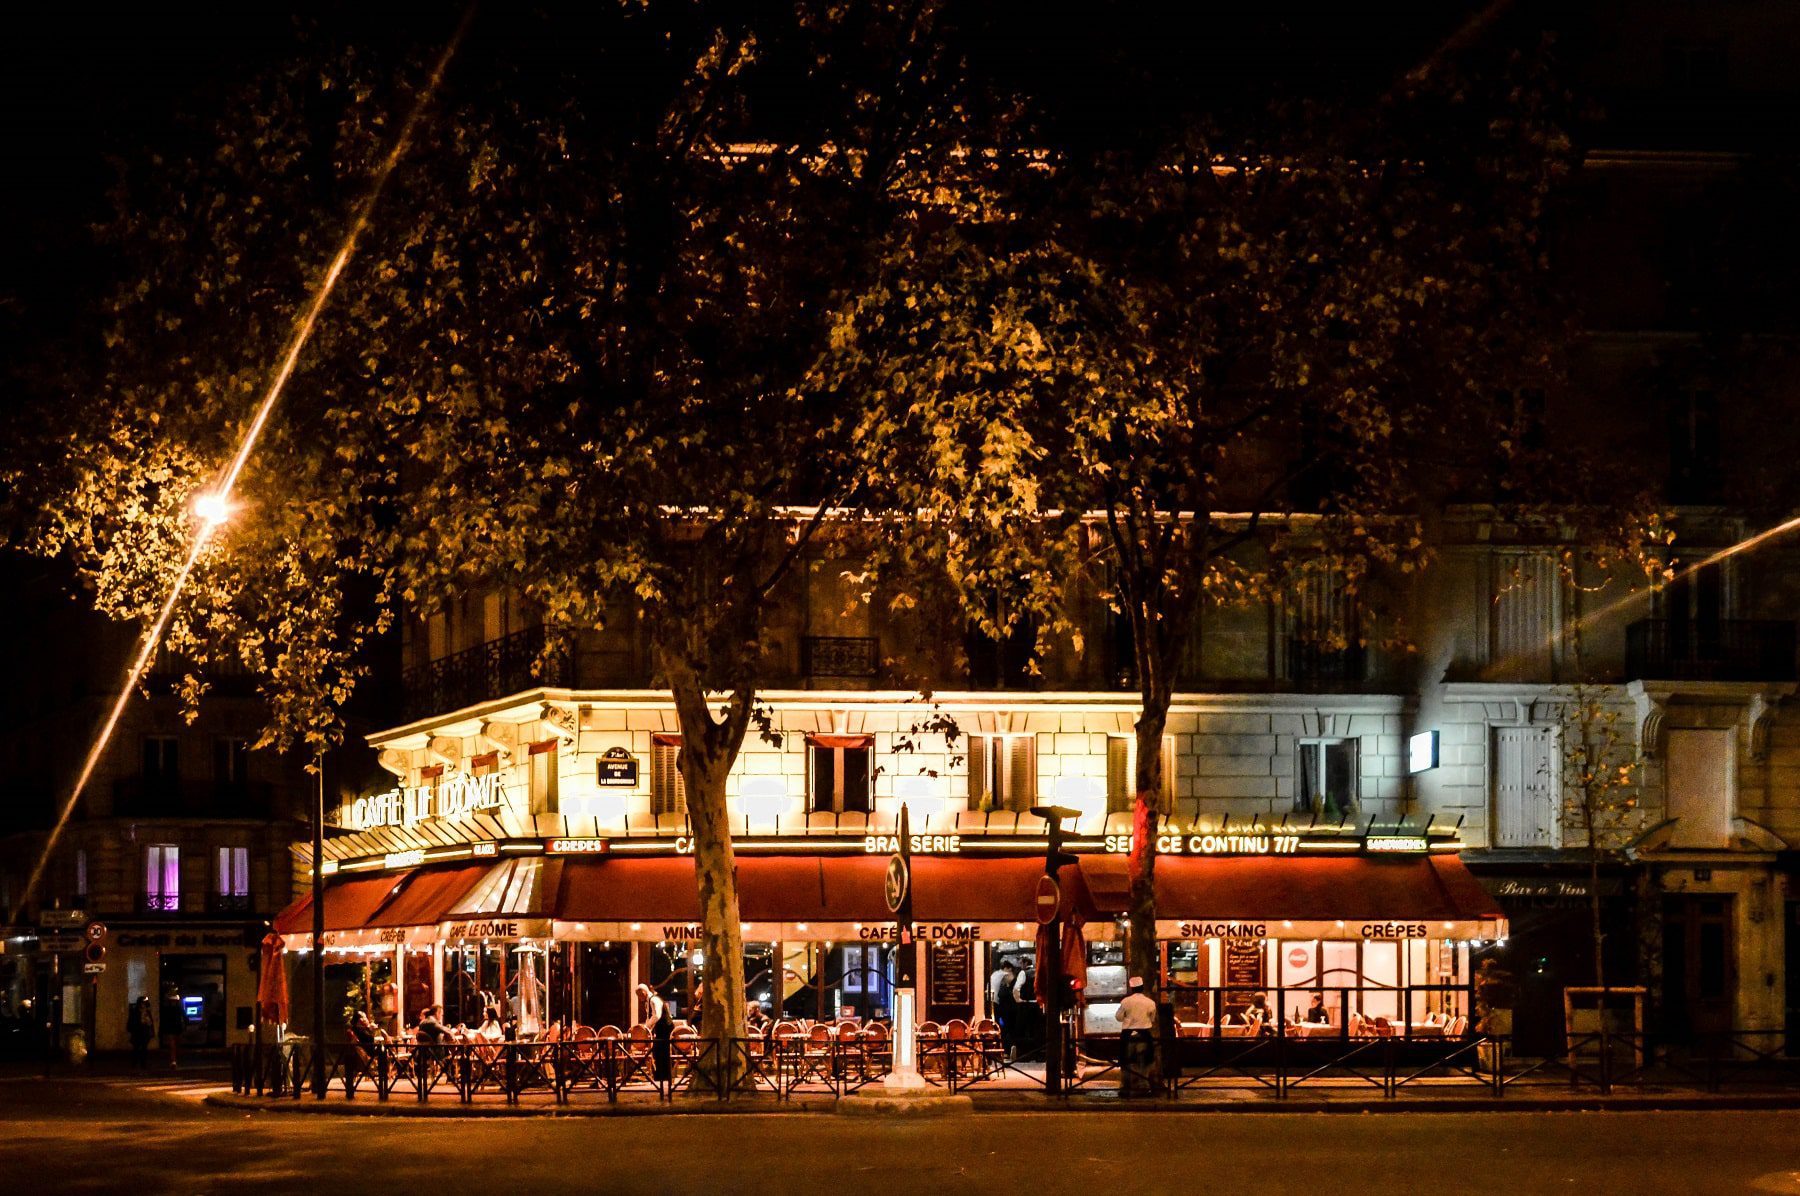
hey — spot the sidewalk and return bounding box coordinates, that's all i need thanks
[204,1082,1800,1118]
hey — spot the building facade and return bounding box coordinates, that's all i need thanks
[0,568,311,1055]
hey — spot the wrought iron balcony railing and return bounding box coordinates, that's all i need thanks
[801,635,879,679]
[1625,619,1797,682]
[400,625,572,721]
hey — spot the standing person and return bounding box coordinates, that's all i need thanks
[126,996,153,1069]
[651,1002,674,1084]
[1012,958,1037,1055]
[159,986,184,1069]
[1116,977,1158,1097]
[990,958,1017,1057]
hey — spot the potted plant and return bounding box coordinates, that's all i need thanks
[1473,958,1516,1073]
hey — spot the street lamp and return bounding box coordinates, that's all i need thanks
[192,491,235,530]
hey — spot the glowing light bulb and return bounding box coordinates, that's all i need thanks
[193,492,235,528]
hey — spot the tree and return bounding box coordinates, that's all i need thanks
[4,2,982,1060]
[832,27,1605,1055]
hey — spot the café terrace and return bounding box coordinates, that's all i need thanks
[273,777,1505,1042]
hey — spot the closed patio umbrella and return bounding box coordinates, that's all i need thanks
[256,933,289,1026]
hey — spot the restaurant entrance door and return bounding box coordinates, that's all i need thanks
[1663,894,1735,1042]
[576,944,631,1030]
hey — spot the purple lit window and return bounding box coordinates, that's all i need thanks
[145,844,180,911]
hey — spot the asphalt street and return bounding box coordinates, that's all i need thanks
[1,1075,1797,1195]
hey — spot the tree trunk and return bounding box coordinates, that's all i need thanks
[1129,697,1171,1078]
[667,665,751,1089]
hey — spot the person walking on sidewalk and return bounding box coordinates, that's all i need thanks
[127,996,153,1069]
[1117,976,1158,1097]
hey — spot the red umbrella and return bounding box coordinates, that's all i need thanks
[1034,920,1056,1007]
[1060,918,1087,998]
[256,933,289,1024]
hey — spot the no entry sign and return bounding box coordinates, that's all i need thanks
[1035,874,1061,925]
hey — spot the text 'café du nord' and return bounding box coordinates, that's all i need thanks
[276,739,1505,1037]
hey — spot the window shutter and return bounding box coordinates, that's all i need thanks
[1008,737,1036,811]
[1106,738,1132,813]
[1161,735,1177,807]
[968,736,989,810]
[652,741,686,816]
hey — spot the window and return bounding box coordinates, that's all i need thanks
[215,846,250,898]
[470,751,500,777]
[143,736,179,792]
[144,844,180,912]
[74,849,88,901]
[528,740,559,809]
[651,736,687,816]
[968,734,1036,812]
[1295,740,1357,818]
[214,736,249,791]
[1106,735,1175,813]
[808,735,872,814]
[1489,553,1558,678]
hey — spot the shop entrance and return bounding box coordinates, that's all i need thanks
[575,944,631,1029]
[1663,894,1735,1041]
[159,954,227,1049]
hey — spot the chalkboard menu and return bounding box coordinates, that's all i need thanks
[1223,939,1266,1016]
[928,941,973,1012]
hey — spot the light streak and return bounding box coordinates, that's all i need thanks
[16,8,475,922]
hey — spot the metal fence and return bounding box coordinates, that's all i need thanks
[231,1024,1799,1105]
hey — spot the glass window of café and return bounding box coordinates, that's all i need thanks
[1159,935,1472,1030]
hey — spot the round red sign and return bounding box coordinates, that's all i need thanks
[1034,875,1061,925]
[1288,947,1309,969]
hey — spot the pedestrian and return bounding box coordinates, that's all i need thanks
[651,1001,674,1084]
[990,958,1017,1056]
[126,996,153,1069]
[1012,958,1037,1054]
[1116,976,1158,1096]
[159,986,184,1069]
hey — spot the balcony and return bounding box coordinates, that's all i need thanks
[138,893,182,915]
[207,892,254,915]
[1285,638,1367,684]
[802,635,878,680]
[1626,619,1798,682]
[400,625,572,721]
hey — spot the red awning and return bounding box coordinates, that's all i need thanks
[558,855,1086,927]
[913,856,1096,924]
[370,864,493,927]
[1079,852,1503,923]
[272,872,412,936]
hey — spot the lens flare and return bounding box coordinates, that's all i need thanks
[15,6,476,922]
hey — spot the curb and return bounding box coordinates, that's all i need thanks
[206,1089,1800,1118]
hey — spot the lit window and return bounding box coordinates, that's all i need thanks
[1296,740,1357,819]
[144,844,180,911]
[968,735,1036,812]
[808,735,872,814]
[215,846,249,898]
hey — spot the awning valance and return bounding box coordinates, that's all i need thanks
[1078,853,1507,939]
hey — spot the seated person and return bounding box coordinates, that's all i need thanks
[745,1002,771,1035]
[1304,993,1330,1025]
[413,1005,451,1045]
[348,1009,382,1049]
[475,1004,505,1043]
[1245,993,1273,1033]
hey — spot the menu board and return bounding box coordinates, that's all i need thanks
[928,941,973,1008]
[1224,939,1265,1014]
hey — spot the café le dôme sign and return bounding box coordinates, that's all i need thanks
[342,774,507,831]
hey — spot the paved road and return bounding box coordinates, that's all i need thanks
[2,1076,1797,1195]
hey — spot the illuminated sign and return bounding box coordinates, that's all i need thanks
[1408,731,1439,774]
[1365,836,1429,853]
[383,850,425,869]
[546,838,609,854]
[1103,834,1301,855]
[1175,922,1267,939]
[344,774,508,831]
[863,834,962,855]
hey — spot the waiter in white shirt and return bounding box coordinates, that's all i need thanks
[1116,977,1158,1096]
